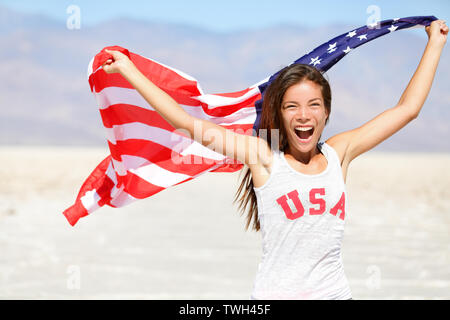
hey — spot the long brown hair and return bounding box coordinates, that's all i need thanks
[234,64,332,231]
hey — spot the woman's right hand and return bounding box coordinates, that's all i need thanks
[102,49,136,75]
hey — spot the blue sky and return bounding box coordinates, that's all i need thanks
[1,0,449,32]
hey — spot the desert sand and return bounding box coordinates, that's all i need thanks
[0,146,449,299]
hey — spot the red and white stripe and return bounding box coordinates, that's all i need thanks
[63,46,261,226]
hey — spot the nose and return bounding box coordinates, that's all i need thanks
[295,105,311,122]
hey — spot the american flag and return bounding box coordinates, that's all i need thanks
[63,16,436,226]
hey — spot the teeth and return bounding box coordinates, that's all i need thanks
[295,127,313,131]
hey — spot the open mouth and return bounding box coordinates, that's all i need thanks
[294,126,314,142]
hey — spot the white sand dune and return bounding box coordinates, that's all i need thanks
[0,146,449,299]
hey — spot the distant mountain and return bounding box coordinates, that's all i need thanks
[0,5,448,151]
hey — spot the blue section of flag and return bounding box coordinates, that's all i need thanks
[253,16,438,131]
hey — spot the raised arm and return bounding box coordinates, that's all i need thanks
[328,20,448,168]
[101,49,272,173]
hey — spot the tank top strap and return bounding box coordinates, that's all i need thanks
[254,148,282,191]
[319,142,342,172]
[269,148,282,174]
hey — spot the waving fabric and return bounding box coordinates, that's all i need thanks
[63,16,436,226]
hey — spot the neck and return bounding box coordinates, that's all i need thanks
[285,144,321,164]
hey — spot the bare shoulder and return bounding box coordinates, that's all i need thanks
[325,131,357,182]
[247,136,274,188]
[326,131,354,165]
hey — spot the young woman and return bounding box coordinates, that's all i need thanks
[101,20,447,299]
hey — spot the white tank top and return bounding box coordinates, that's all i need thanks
[251,142,352,300]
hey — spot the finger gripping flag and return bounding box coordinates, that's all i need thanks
[63,16,436,226]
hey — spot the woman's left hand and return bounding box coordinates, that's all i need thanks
[425,19,448,46]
